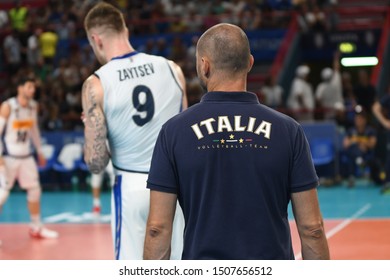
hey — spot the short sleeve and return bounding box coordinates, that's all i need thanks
[147,127,178,194]
[290,125,319,192]
[380,95,390,109]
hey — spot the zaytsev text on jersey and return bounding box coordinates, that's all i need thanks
[118,63,155,81]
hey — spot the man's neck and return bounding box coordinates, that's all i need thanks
[105,39,135,62]
[207,77,247,92]
[17,94,29,107]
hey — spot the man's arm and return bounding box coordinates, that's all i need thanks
[144,190,177,260]
[0,102,10,188]
[0,102,10,163]
[30,104,46,167]
[168,60,188,110]
[81,75,109,174]
[372,101,390,129]
[291,188,330,260]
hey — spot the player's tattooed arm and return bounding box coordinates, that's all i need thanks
[81,75,109,174]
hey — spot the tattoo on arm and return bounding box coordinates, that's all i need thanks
[82,78,109,173]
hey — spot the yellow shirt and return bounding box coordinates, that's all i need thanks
[9,7,28,31]
[39,31,58,58]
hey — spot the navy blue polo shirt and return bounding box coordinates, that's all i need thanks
[147,91,318,260]
[380,95,390,112]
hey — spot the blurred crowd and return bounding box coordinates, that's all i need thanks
[0,0,295,132]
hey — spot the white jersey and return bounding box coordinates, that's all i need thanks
[287,77,314,110]
[2,97,37,157]
[315,71,344,109]
[95,51,184,173]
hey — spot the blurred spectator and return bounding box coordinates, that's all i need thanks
[353,69,377,120]
[55,13,76,40]
[239,8,262,31]
[80,45,96,67]
[3,29,22,75]
[223,0,246,17]
[169,36,187,63]
[183,8,203,32]
[296,3,311,33]
[315,52,344,120]
[39,24,59,68]
[186,36,198,65]
[261,75,284,109]
[170,17,186,33]
[154,38,169,57]
[167,0,187,17]
[0,9,9,29]
[151,2,170,33]
[44,104,63,131]
[287,65,315,121]
[372,85,390,194]
[0,0,292,134]
[8,0,29,32]
[202,10,220,30]
[194,0,212,16]
[27,28,43,69]
[325,1,339,31]
[187,82,204,107]
[212,0,226,15]
[219,8,239,25]
[31,6,50,27]
[342,106,382,187]
[306,4,326,32]
[297,2,326,33]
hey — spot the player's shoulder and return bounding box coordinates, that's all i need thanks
[380,94,390,104]
[138,52,167,62]
[29,99,38,109]
[83,73,101,88]
[0,97,12,110]
[161,103,201,130]
[2,97,15,108]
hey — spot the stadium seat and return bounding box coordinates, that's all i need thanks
[52,143,84,191]
[310,138,335,166]
[38,144,56,172]
[52,143,83,172]
[77,157,89,172]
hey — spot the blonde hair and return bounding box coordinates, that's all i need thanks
[84,2,126,33]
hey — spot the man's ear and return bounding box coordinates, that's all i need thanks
[202,57,210,79]
[248,54,254,73]
[91,34,103,49]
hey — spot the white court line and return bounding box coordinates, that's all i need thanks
[44,212,111,223]
[44,212,74,223]
[294,203,372,260]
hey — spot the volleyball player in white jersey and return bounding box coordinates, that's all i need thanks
[82,3,187,259]
[0,77,58,239]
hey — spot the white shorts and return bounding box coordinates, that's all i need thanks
[91,161,115,188]
[4,156,40,190]
[111,170,184,260]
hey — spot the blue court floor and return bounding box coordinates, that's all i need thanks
[1,180,390,260]
[0,179,389,224]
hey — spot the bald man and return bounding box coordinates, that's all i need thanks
[82,2,186,259]
[143,24,329,260]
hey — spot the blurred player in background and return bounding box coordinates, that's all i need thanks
[82,2,187,259]
[90,160,114,215]
[372,86,390,194]
[0,77,58,239]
